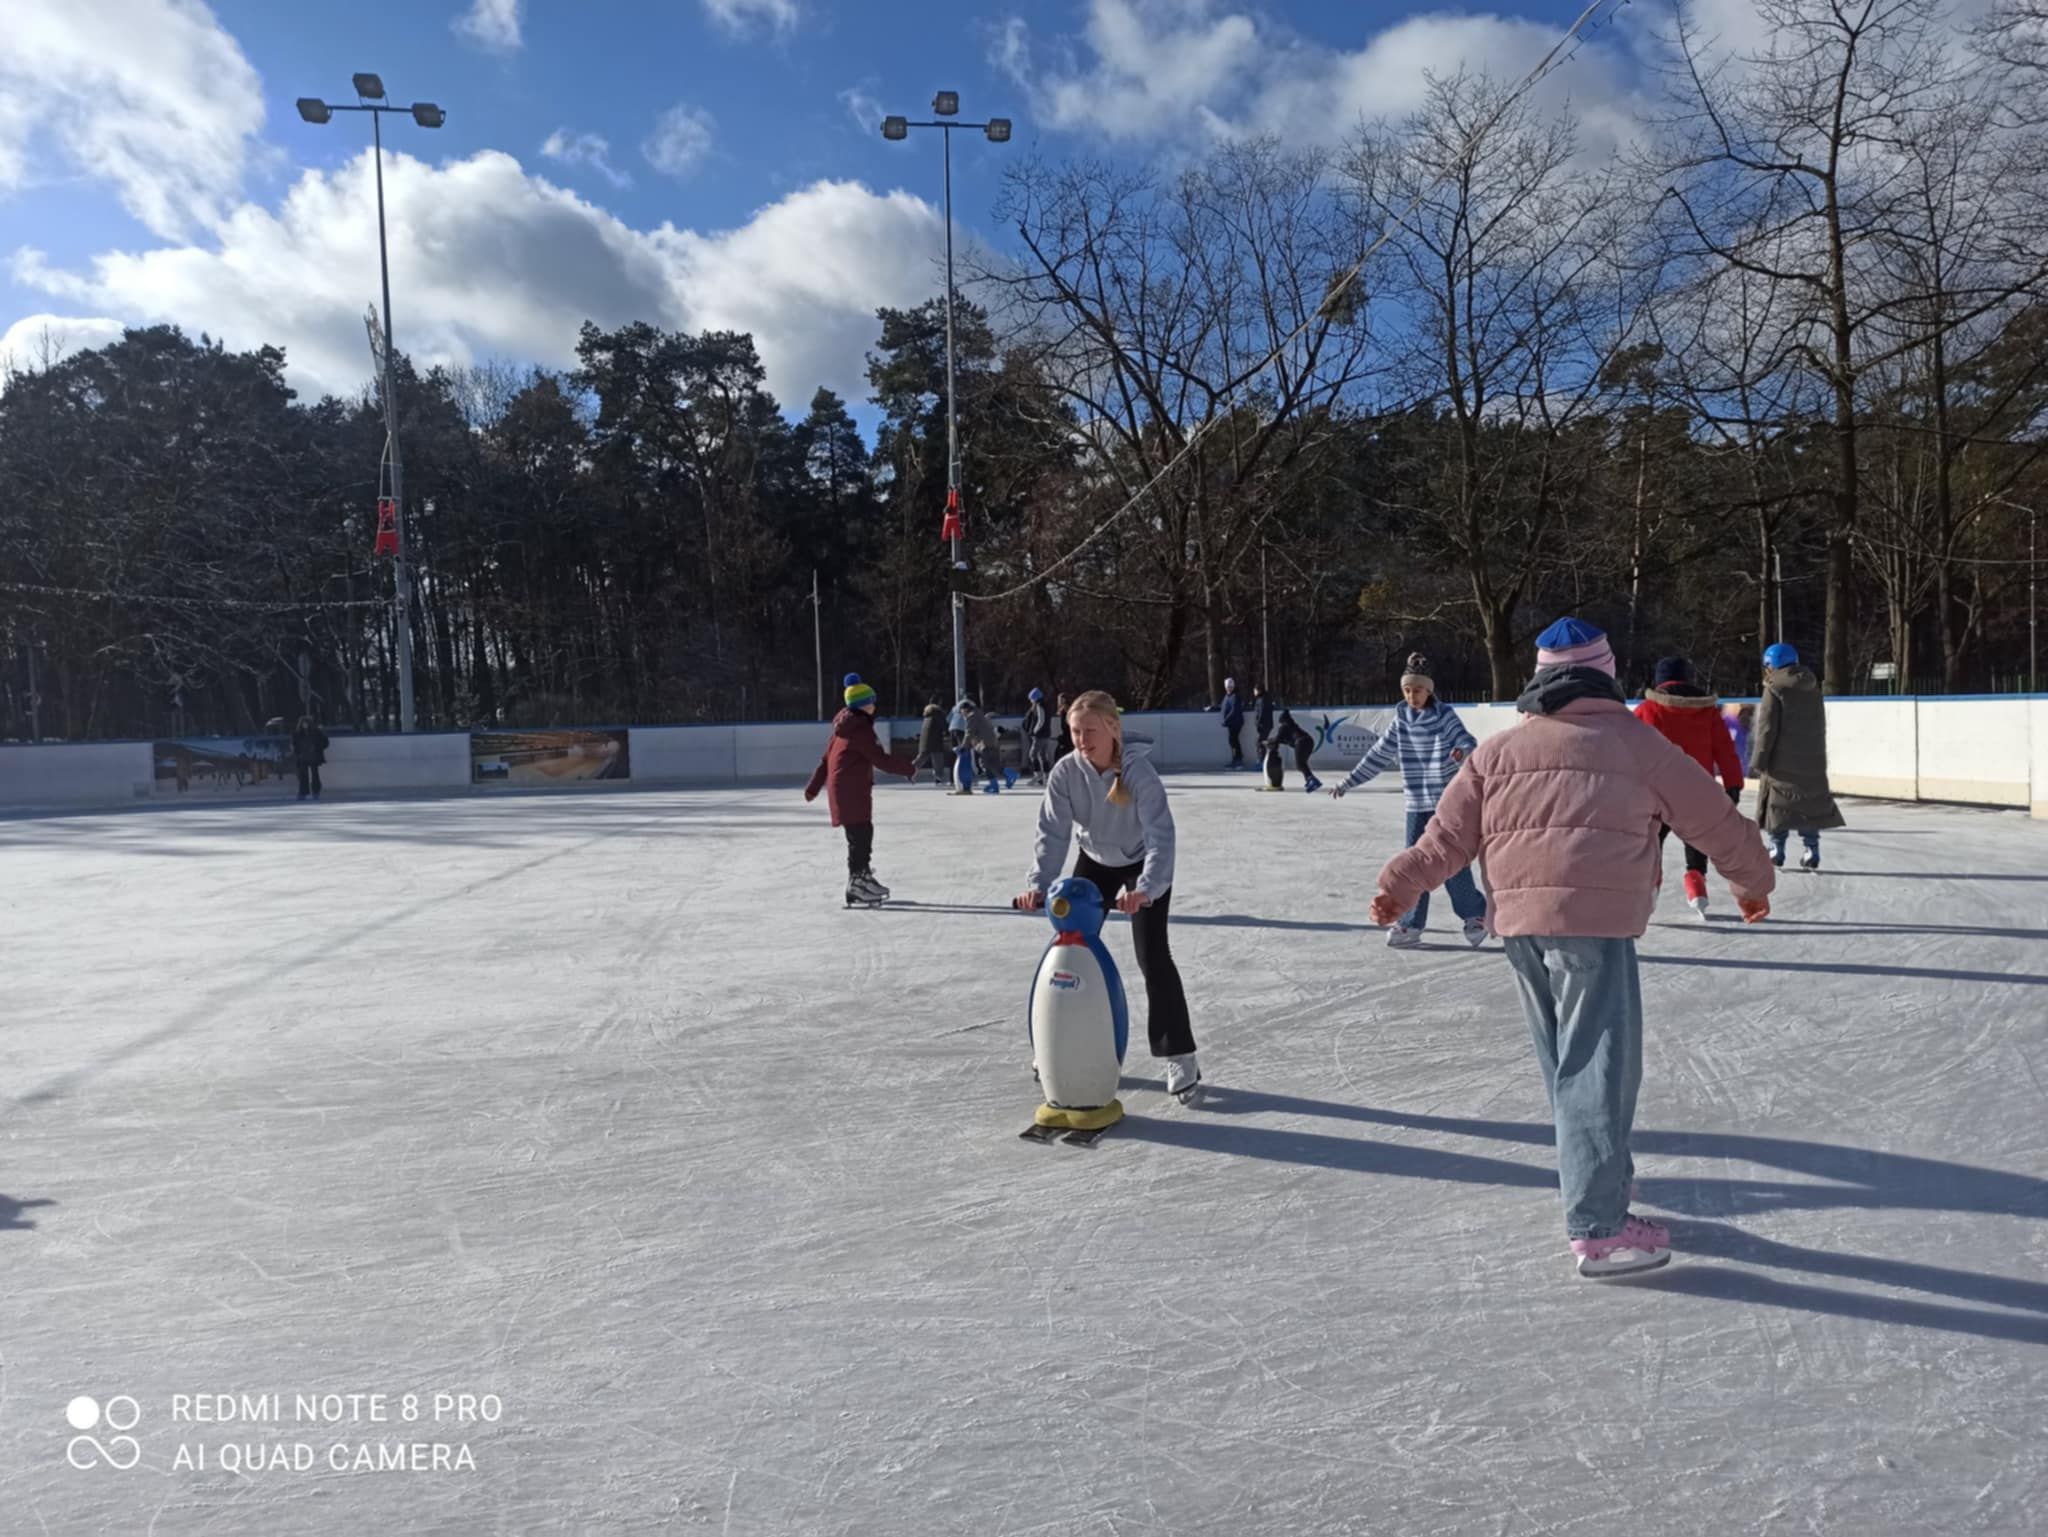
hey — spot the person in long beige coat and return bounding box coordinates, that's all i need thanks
[1749,643,1845,869]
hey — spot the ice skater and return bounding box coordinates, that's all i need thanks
[1218,677,1246,768]
[956,698,1005,793]
[1370,617,1776,1277]
[1751,644,1844,869]
[1018,690,1201,1102]
[805,676,917,905]
[1261,708,1320,792]
[1634,656,1745,917]
[1022,688,1056,785]
[291,715,329,802]
[1330,654,1485,949]
[911,700,950,788]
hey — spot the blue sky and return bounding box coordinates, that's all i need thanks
[0,0,1652,418]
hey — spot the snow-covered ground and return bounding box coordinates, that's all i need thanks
[4,775,2046,1535]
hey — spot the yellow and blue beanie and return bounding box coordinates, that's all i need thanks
[844,676,877,710]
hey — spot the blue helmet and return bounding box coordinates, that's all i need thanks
[1029,687,1044,702]
[1762,643,1799,670]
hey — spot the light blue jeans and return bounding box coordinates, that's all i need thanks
[1400,809,1487,931]
[1501,936,1642,1240]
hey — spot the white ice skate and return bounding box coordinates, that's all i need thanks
[1462,919,1488,949]
[844,873,887,907]
[1385,926,1422,949]
[1571,1216,1672,1278]
[1798,849,1820,872]
[860,869,892,900]
[1164,1053,1202,1103]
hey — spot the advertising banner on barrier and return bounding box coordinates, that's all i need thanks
[153,737,296,797]
[471,728,630,787]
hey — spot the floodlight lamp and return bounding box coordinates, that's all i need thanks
[985,118,1012,143]
[296,98,333,125]
[881,116,909,141]
[933,91,960,116]
[352,73,387,101]
[411,102,446,128]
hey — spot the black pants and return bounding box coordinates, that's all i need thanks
[1656,823,1708,875]
[1072,852,1195,1058]
[296,762,322,798]
[1227,724,1244,764]
[843,822,874,876]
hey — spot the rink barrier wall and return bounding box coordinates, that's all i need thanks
[1,697,2044,819]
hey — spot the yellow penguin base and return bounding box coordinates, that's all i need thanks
[1033,1100,1124,1132]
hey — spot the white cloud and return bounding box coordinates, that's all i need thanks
[0,0,265,239]
[541,128,631,188]
[993,0,1640,151]
[703,0,799,35]
[9,151,948,412]
[839,85,886,135]
[642,105,716,177]
[453,0,523,53]
[0,313,128,377]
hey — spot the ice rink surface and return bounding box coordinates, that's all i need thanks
[4,774,2046,1535]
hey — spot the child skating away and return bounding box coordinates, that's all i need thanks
[912,701,950,789]
[1370,617,1776,1277]
[1633,656,1745,918]
[1751,643,1844,869]
[1330,654,1485,950]
[1260,708,1321,792]
[804,676,917,906]
[1017,690,1201,1102]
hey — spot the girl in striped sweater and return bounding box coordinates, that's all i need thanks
[1331,654,1487,949]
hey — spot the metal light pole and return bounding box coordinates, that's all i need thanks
[882,96,1011,709]
[297,76,445,732]
[812,569,824,721]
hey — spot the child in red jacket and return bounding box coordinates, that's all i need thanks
[1634,656,1746,917]
[805,676,916,906]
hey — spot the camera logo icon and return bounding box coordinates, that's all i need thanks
[65,1395,141,1470]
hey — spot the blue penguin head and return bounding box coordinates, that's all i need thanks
[1045,876,1107,938]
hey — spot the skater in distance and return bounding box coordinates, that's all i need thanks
[1633,655,1745,918]
[805,675,916,906]
[1369,617,1776,1278]
[1018,690,1201,1102]
[1331,653,1486,949]
[1750,644,1844,871]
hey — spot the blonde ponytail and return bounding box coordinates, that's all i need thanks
[1068,690,1133,806]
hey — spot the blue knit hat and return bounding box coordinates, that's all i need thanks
[1535,616,1616,676]
[1029,687,1044,702]
[1653,656,1694,686]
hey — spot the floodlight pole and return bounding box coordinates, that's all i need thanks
[882,97,1009,710]
[369,108,416,735]
[297,81,443,732]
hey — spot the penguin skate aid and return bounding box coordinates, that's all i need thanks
[1016,689,1200,1110]
[1016,878,1129,1139]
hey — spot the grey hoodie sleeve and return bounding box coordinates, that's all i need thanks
[1029,763,1077,894]
[1128,762,1177,896]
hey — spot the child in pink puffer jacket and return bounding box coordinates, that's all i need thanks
[1371,617,1777,1278]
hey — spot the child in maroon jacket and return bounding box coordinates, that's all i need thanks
[1633,655,1746,917]
[805,676,916,906]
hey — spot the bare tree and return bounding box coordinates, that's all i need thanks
[1345,73,1648,697]
[986,139,1378,705]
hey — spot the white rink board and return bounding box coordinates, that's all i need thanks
[4,778,2046,1534]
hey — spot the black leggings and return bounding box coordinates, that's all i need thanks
[843,822,874,875]
[1656,823,1707,876]
[1072,852,1195,1058]
[296,763,322,798]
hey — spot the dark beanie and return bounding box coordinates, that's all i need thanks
[1653,656,1695,686]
